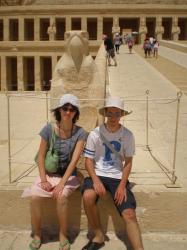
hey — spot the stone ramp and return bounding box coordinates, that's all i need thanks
[108,44,187,188]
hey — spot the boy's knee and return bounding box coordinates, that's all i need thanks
[122,208,137,222]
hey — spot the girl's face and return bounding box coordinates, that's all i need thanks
[60,104,77,122]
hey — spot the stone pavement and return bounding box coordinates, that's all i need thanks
[0,43,187,249]
[109,44,187,188]
[1,230,187,250]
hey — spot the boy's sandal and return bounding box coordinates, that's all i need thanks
[29,238,41,250]
[59,239,71,250]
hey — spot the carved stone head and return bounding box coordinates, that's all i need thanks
[64,30,89,71]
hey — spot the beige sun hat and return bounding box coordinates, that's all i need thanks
[99,96,131,116]
[51,94,80,111]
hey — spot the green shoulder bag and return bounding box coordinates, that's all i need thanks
[35,123,59,173]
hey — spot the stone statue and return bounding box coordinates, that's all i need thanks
[112,17,120,34]
[139,17,147,43]
[140,16,146,27]
[47,20,56,40]
[155,16,164,35]
[172,17,180,40]
[139,17,147,34]
[156,16,162,27]
[50,30,105,128]
[172,17,180,34]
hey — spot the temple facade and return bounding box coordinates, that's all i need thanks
[0,0,187,91]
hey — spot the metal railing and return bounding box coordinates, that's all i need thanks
[144,90,182,186]
[3,90,183,187]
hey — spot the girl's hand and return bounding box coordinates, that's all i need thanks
[40,181,53,192]
[52,182,65,199]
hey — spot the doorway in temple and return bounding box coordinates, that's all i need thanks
[162,17,172,40]
[178,18,187,40]
[146,17,156,38]
[119,18,139,43]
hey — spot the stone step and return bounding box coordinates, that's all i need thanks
[1,188,187,234]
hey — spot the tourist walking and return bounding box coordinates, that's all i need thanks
[153,40,159,59]
[113,33,121,54]
[104,35,117,66]
[143,38,152,58]
[127,39,134,54]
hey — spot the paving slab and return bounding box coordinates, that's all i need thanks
[0,230,187,250]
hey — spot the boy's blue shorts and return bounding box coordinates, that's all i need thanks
[81,176,136,215]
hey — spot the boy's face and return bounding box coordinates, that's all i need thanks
[105,107,122,126]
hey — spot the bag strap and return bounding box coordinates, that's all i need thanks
[49,123,56,151]
[96,128,123,161]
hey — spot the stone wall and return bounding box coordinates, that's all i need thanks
[23,0,187,5]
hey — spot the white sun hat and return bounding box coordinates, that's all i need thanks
[52,94,80,111]
[99,96,131,116]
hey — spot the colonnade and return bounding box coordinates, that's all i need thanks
[0,14,186,91]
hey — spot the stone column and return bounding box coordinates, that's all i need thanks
[139,16,147,44]
[34,17,40,41]
[47,17,56,41]
[97,16,103,40]
[52,55,58,78]
[19,17,24,41]
[81,17,87,31]
[155,16,164,41]
[35,56,41,91]
[17,56,24,91]
[65,16,71,32]
[3,17,9,41]
[112,16,120,36]
[172,16,180,41]
[1,56,7,91]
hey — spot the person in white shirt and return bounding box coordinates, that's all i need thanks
[81,97,144,250]
[153,40,159,59]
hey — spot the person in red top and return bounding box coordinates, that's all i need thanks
[127,39,134,54]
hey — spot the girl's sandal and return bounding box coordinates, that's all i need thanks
[59,239,71,250]
[29,238,41,250]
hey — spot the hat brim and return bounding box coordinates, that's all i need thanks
[51,103,80,112]
[99,107,132,116]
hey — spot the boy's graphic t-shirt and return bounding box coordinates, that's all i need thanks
[84,124,135,179]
